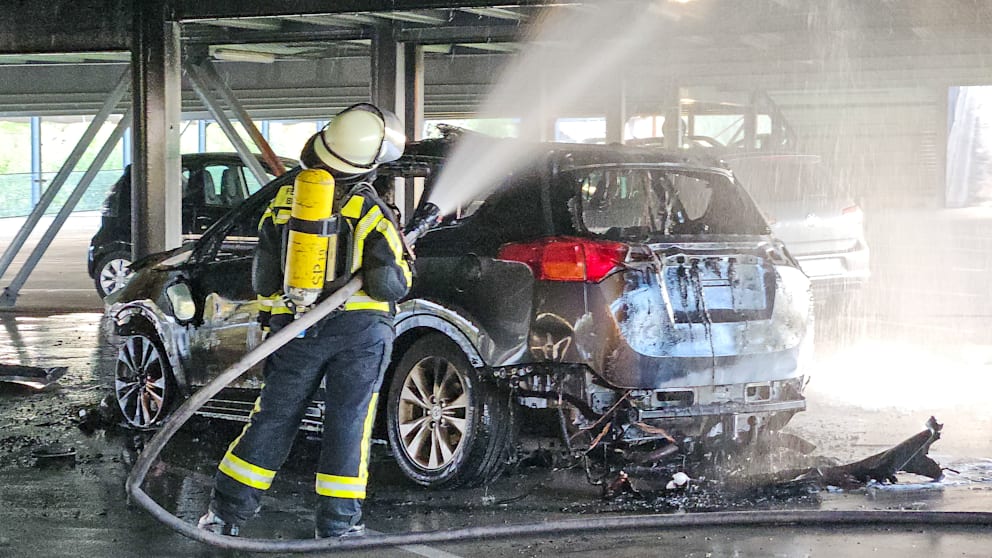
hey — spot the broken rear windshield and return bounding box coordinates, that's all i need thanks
[569,166,770,240]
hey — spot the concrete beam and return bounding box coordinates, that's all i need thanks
[0,0,131,54]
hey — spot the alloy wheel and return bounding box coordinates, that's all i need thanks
[99,257,133,297]
[396,356,469,470]
[115,334,169,428]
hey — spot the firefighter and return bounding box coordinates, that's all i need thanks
[198,103,411,538]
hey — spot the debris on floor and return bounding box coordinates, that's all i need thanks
[76,394,123,434]
[31,443,77,466]
[666,471,691,490]
[602,469,641,499]
[598,416,946,507]
[784,416,945,488]
[0,363,67,390]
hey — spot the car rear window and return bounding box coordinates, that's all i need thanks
[571,166,769,239]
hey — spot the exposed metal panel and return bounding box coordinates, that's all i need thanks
[0,0,131,54]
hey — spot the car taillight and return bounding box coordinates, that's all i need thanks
[497,237,628,283]
[841,205,863,222]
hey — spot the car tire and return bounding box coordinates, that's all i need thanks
[115,331,177,429]
[94,250,133,298]
[387,333,514,489]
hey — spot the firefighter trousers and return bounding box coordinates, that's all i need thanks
[209,310,394,536]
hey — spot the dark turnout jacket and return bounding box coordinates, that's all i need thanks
[252,179,412,323]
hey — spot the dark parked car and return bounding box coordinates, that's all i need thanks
[88,152,296,298]
[106,136,813,488]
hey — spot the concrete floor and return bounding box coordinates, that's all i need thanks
[1,214,992,556]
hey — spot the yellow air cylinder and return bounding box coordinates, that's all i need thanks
[284,169,337,308]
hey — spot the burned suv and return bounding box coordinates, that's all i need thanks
[107,136,812,489]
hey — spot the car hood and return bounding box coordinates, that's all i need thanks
[128,245,193,273]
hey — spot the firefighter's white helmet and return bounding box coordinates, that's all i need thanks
[301,103,406,175]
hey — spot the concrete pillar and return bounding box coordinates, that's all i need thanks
[605,74,627,144]
[131,0,182,259]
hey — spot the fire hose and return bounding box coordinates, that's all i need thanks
[125,202,992,552]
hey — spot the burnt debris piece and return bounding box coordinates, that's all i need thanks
[0,363,67,390]
[779,416,945,488]
[600,417,945,504]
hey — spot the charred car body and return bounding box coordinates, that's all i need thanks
[107,136,813,489]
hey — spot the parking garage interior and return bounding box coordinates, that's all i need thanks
[1,1,992,556]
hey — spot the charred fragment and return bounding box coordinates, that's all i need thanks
[818,416,944,485]
[769,417,945,489]
[0,363,67,390]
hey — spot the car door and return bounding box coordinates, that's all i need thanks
[187,163,272,242]
[183,175,288,389]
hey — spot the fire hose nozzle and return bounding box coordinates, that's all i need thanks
[403,202,442,244]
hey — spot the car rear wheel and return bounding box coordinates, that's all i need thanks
[115,332,176,429]
[387,334,514,488]
[95,250,133,298]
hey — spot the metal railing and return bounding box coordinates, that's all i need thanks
[0,169,124,218]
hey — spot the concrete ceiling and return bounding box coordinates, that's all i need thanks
[0,1,989,117]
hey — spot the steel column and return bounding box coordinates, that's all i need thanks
[0,112,133,307]
[371,25,403,116]
[122,126,132,167]
[402,42,424,219]
[198,120,208,152]
[191,59,284,178]
[663,85,686,149]
[185,63,269,185]
[605,74,627,144]
[0,70,129,283]
[29,116,42,205]
[132,0,182,259]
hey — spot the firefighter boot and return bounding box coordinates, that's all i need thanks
[197,509,240,536]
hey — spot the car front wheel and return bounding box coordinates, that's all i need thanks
[115,332,176,429]
[387,333,514,488]
[95,250,133,298]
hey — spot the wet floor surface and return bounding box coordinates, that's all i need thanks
[2,312,992,557]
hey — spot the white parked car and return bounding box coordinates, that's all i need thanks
[725,152,869,303]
